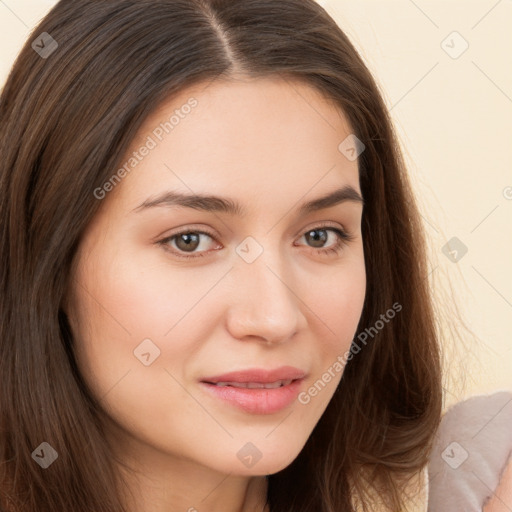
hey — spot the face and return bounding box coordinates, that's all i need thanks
[66,76,366,479]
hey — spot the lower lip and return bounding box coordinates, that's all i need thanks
[199,379,304,414]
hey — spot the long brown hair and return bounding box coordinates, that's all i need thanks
[0,1,442,510]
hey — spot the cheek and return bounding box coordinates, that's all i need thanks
[74,243,200,339]
[309,257,366,349]
[69,244,217,389]
[301,257,366,405]
[68,249,202,440]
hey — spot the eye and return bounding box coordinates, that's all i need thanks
[158,229,219,259]
[158,224,355,260]
[295,224,355,256]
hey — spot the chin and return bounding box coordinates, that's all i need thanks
[228,438,308,476]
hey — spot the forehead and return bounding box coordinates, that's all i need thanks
[135,74,352,141]
[109,75,360,213]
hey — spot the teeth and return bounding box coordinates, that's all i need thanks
[214,379,293,389]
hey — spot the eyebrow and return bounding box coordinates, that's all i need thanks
[132,185,364,217]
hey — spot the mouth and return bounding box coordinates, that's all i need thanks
[199,376,306,415]
[200,365,307,385]
[205,379,295,389]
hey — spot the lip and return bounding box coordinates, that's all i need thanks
[199,379,305,414]
[199,366,307,415]
[201,366,307,384]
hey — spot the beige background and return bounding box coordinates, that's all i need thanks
[1,0,511,409]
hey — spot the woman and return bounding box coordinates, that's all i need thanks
[0,1,442,510]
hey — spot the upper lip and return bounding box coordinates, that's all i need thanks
[201,366,307,384]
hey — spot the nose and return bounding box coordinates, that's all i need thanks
[225,251,305,344]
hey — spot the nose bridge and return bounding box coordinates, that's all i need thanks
[226,236,301,342]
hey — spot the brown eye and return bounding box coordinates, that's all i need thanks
[297,226,354,256]
[158,225,354,260]
[304,228,330,248]
[174,232,201,252]
[159,230,218,259]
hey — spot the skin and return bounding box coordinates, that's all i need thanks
[483,456,512,512]
[65,75,366,512]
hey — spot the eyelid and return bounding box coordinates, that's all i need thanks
[153,223,219,243]
[296,220,346,237]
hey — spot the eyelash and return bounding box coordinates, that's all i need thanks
[157,224,356,260]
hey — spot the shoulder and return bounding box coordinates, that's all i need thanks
[483,455,512,511]
[428,390,512,512]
